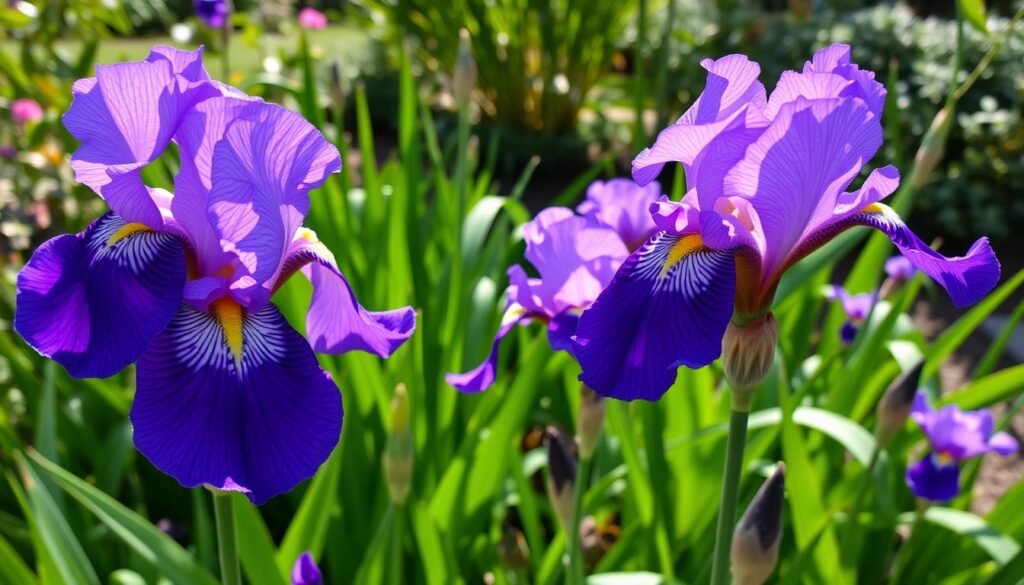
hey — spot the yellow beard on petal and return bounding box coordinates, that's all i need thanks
[106,222,151,246]
[211,297,244,368]
[861,203,885,214]
[660,234,704,278]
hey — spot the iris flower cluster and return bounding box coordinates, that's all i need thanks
[15,47,415,504]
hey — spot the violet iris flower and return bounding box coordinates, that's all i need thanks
[446,179,659,392]
[195,0,229,28]
[574,44,1000,400]
[291,552,323,585]
[885,255,916,281]
[14,47,415,504]
[907,393,1018,502]
[824,285,877,343]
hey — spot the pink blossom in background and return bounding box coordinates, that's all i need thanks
[298,7,327,29]
[11,99,43,124]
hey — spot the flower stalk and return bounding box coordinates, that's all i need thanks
[212,491,241,585]
[710,405,750,585]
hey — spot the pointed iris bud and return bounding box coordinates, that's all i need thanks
[875,362,924,448]
[383,384,413,504]
[453,28,476,112]
[721,313,778,409]
[731,463,785,585]
[498,512,530,571]
[291,551,323,585]
[545,426,577,530]
[911,105,953,189]
[577,385,605,461]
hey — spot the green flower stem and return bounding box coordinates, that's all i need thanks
[567,454,592,585]
[212,491,241,585]
[837,447,881,581]
[710,405,750,585]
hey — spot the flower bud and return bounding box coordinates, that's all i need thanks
[577,385,605,461]
[453,28,476,112]
[383,384,413,504]
[721,313,778,409]
[731,463,785,585]
[911,105,952,189]
[291,551,323,585]
[545,426,577,531]
[497,512,530,571]
[875,362,923,448]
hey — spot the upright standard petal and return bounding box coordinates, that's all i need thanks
[576,179,661,250]
[574,232,736,400]
[207,101,341,308]
[132,301,342,505]
[15,212,186,378]
[803,44,886,117]
[63,47,217,228]
[279,235,415,358]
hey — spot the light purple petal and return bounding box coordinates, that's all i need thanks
[15,212,186,378]
[281,237,415,358]
[207,101,341,309]
[764,71,854,119]
[724,97,882,278]
[906,454,960,503]
[988,432,1019,457]
[885,255,916,280]
[574,232,736,400]
[446,303,529,393]
[803,44,886,117]
[63,47,217,228]
[680,54,767,126]
[132,303,342,505]
[833,165,900,219]
[291,552,323,585]
[576,179,661,250]
[825,285,875,322]
[851,204,999,307]
[650,193,702,235]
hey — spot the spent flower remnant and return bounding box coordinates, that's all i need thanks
[574,44,1000,401]
[11,98,43,124]
[195,0,229,28]
[14,47,415,504]
[446,179,659,392]
[297,7,328,30]
[907,393,1018,502]
[291,552,323,585]
[824,285,878,343]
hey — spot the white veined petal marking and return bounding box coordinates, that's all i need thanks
[87,213,178,273]
[167,303,287,379]
[633,232,735,297]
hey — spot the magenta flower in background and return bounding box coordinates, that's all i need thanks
[11,98,43,124]
[574,44,1000,400]
[446,179,660,392]
[907,393,1018,502]
[195,0,229,28]
[291,552,323,585]
[825,285,877,343]
[297,7,328,30]
[885,255,916,281]
[14,47,415,504]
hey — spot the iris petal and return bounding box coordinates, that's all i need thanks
[132,302,342,505]
[574,232,736,400]
[906,454,960,503]
[15,212,186,378]
[446,303,528,393]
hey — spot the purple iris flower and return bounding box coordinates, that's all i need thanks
[885,255,916,281]
[446,179,659,392]
[824,285,877,343]
[907,393,1018,502]
[195,0,229,28]
[14,47,415,504]
[574,44,1000,400]
[291,552,323,585]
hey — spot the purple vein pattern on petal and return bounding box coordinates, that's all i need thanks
[724,96,882,278]
[207,102,341,308]
[132,303,342,505]
[803,44,887,117]
[577,179,661,250]
[15,212,186,378]
[280,236,415,358]
[63,47,217,228]
[574,232,736,401]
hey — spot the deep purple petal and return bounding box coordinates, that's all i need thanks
[132,302,342,505]
[207,102,341,308]
[195,0,230,28]
[547,310,581,354]
[281,237,415,358]
[724,97,882,278]
[574,232,736,400]
[63,47,216,228]
[15,212,186,378]
[576,179,661,250]
[906,454,960,503]
[852,204,999,307]
[445,304,528,393]
[291,552,323,585]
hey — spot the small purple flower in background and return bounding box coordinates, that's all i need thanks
[907,393,1018,502]
[824,285,877,343]
[574,44,1000,400]
[195,0,229,28]
[291,552,323,585]
[297,7,328,30]
[14,47,415,504]
[11,98,43,124]
[446,179,659,392]
[885,255,916,281]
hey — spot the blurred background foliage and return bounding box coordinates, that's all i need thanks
[0,1,1023,584]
